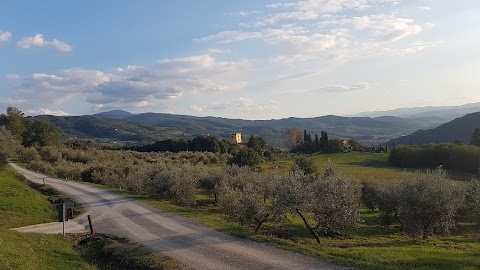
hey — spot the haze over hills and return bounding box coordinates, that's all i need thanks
[352,102,480,122]
[387,112,480,146]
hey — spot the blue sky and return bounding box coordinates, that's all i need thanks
[1,0,479,119]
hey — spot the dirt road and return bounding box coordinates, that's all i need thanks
[11,163,353,270]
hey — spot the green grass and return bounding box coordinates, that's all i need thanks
[261,152,407,181]
[86,152,480,270]
[0,166,94,270]
[75,234,179,270]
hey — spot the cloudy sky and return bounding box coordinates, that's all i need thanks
[1,1,479,119]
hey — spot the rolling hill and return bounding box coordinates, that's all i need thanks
[31,111,448,147]
[353,101,480,122]
[387,112,480,146]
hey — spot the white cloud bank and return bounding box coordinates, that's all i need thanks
[26,108,70,116]
[196,0,431,67]
[190,97,279,114]
[16,34,72,53]
[8,54,250,111]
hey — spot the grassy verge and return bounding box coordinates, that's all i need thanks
[0,166,94,270]
[73,234,180,270]
[7,164,180,270]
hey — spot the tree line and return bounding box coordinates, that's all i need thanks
[128,134,276,167]
[0,107,61,168]
[285,128,364,153]
[389,144,480,174]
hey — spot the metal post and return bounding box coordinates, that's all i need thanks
[87,215,95,235]
[62,203,66,236]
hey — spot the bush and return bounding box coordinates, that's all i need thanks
[293,157,317,175]
[361,181,379,211]
[466,178,480,224]
[19,147,40,163]
[228,148,262,167]
[39,146,62,163]
[313,176,361,234]
[377,168,466,238]
[26,160,55,175]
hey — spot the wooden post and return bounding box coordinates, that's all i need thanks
[87,215,95,235]
[62,203,66,236]
[43,178,45,185]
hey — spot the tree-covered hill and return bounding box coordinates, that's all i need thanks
[32,110,446,146]
[387,112,480,146]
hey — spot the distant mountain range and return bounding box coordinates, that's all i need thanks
[387,112,480,146]
[27,111,435,147]
[30,102,480,147]
[352,102,480,122]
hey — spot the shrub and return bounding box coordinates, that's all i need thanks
[39,146,62,163]
[19,147,40,163]
[313,176,361,234]
[26,160,55,175]
[228,148,262,167]
[293,157,317,175]
[361,181,379,211]
[466,178,480,224]
[377,168,466,238]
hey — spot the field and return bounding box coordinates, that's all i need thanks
[0,167,94,270]
[88,152,480,270]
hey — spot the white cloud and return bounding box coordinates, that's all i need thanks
[26,108,70,116]
[197,2,431,68]
[418,6,431,11]
[381,42,438,56]
[334,15,424,42]
[6,74,21,80]
[191,97,279,113]
[0,98,27,107]
[208,48,232,54]
[261,0,399,25]
[195,30,264,43]
[16,34,72,53]
[313,82,373,92]
[266,33,336,53]
[0,31,12,41]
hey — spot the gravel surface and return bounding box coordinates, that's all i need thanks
[11,163,354,270]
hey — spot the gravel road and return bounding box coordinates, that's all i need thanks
[11,163,353,270]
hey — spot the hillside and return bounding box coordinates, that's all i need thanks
[387,112,480,146]
[31,115,193,142]
[353,102,480,122]
[33,111,446,146]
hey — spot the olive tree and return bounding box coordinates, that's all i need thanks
[312,176,360,235]
[466,178,480,224]
[377,168,466,239]
[272,171,360,244]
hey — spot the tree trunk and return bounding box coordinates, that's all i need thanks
[394,210,403,228]
[254,213,270,233]
[295,209,321,244]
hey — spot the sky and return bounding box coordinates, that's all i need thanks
[1,0,479,119]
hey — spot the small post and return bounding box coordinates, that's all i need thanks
[62,203,66,236]
[87,215,95,235]
[43,178,45,185]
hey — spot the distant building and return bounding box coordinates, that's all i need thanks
[342,140,352,152]
[229,133,242,144]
